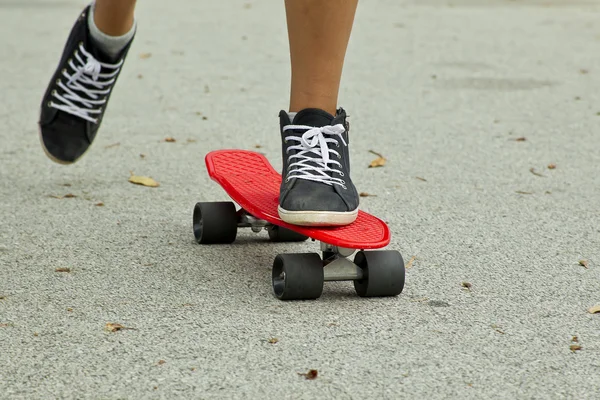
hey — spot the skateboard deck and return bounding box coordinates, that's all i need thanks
[205,150,390,249]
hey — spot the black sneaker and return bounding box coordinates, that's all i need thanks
[38,5,134,164]
[278,108,359,226]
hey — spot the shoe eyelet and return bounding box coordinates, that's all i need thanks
[339,172,345,177]
[47,101,52,107]
[341,180,346,185]
[51,90,57,95]
[55,79,61,84]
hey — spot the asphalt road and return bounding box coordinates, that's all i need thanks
[1,0,599,398]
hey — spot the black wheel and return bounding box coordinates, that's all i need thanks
[267,225,309,242]
[353,250,405,297]
[272,253,324,300]
[193,202,238,244]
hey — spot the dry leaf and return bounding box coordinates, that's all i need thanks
[0,296,6,300]
[139,153,146,159]
[157,360,166,365]
[547,163,556,169]
[139,52,152,59]
[254,144,263,148]
[571,336,579,343]
[579,260,589,269]
[415,176,427,182]
[164,137,176,143]
[268,338,279,344]
[49,193,77,199]
[405,256,416,269]
[368,150,386,168]
[491,324,505,334]
[128,174,159,187]
[191,368,196,371]
[588,305,600,314]
[34,332,39,336]
[55,267,71,273]
[359,192,377,197]
[105,322,135,332]
[515,190,533,195]
[202,116,208,120]
[104,142,120,149]
[570,344,582,352]
[462,282,472,289]
[67,308,73,312]
[186,138,197,143]
[62,183,72,187]
[95,202,104,207]
[514,137,527,142]
[298,369,318,380]
[529,168,544,177]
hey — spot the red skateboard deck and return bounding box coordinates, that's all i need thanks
[205,150,390,249]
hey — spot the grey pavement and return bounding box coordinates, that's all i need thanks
[1,0,600,398]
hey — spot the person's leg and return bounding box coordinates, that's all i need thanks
[286,0,358,115]
[39,0,137,164]
[93,0,136,37]
[277,0,360,226]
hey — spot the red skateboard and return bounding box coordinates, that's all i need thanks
[193,150,405,300]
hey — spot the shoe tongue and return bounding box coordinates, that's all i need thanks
[292,108,335,128]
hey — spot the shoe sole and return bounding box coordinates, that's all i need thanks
[38,118,84,165]
[278,206,359,227]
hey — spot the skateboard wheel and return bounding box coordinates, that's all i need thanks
[193,202,238,244]
[353,250,405,297]
[267,225,309,242]
[272,253,324,300]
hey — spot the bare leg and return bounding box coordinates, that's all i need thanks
[93,0,137,36]
[285,0,358,115]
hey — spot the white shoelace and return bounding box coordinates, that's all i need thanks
[49,44,123,124]
[282,123,348,189]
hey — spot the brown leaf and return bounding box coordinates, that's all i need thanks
[49,193,77,199]
[515,190,533,195]
[95,202,105,207]
[268,338,279,344]
[491,324,505,334]
[139,52,152,59]
[139,153,146,159]
[0,295,6,300]
[368,150,386,168]
[588,305,600,314]
[415,176,427,182]
[67,308,73,312]
[157,360,166,365]
[254,144,263,148]
[547,163,557,170]
[164,137,176,143]
[571,336,579,343]
[529,167,544,177]
[62,183,72,187]
[405,256,416,269]
[105,322,136,332]
[104,142,120,149]
[55,267,71,273]
[298,369,318,380]
[128,174,159,187]
[359,192,377,197]
[579,260,589,269]
[462,282,472,290]
[514,137,527,142]
[570,344,582,352]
